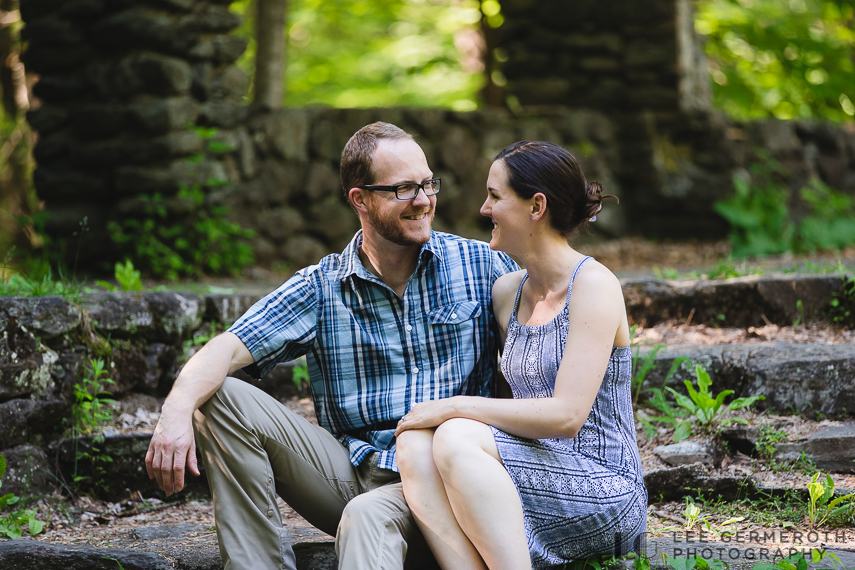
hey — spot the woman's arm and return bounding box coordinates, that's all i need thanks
[397,265,626,440]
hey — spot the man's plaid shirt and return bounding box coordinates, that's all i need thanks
[229,230,518,472]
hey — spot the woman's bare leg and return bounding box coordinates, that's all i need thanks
[396,429,487,570]
[432,418,531,570]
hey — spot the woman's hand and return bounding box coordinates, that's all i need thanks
[395,397,465,437]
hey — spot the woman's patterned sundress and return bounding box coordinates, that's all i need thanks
[490,256,647,569]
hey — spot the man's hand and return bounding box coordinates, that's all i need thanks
[145,404,201,495]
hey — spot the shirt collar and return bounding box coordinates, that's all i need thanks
[334,230,443,282]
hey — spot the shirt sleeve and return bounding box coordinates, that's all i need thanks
[227,270,319,379]
[493,251,520,281]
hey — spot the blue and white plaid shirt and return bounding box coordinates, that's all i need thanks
[229,230,518,471]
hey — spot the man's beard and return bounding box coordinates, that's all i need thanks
[367,203,434,246]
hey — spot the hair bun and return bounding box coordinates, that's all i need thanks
[585,181,605,221]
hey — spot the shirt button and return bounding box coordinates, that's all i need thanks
[406,325,412,331]
[412,366,419,374]
[451,313,457,319]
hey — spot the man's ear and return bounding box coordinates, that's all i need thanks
[349,187,369,212]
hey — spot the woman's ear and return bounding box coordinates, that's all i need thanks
[531,192,547,221]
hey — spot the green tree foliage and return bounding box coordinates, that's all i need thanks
[231,0,488,109]
[696,0,855,122]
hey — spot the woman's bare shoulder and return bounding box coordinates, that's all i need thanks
[572,260,623,301]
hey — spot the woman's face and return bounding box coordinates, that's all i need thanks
[480,160,531,253]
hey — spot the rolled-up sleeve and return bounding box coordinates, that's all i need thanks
[228,271,319,379]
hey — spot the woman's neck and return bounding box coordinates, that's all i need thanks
[517,235,583,298]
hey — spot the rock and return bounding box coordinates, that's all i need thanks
[115,51,193,98]
[0,541,175,570]
[143,292,203,343]
[641,342,855,417]
[232,361,308,402]
[0,444,53,498]
[55,433,209,501]
[0,315,59,400]
[0,296,83,339]
[281,236,330,269]
[128,97,200,135]
[69,103,127,141]
[198,100,248,128]
[258,207,306,242]
[80,293,155,339]
[0,399,69,448]
[304,161,340,201]
[643,463,756,502]
[141,343,175,395]
[209,66,248,103]
[256,109,310,161]
[203,293,261,326]
[34,168,108,200]
[653,440,712,466]
[26,105,69,134]
[623,274,844,328]
[774,423,855,474]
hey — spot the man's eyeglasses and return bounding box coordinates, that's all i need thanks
[360,178,441,200]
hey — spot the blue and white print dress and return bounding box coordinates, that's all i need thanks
[490,256,648,569]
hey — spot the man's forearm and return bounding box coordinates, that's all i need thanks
[163,331,254,416]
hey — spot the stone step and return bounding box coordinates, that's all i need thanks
[622,273,845,328]
[639,342,855,418]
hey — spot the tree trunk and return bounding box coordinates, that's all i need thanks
[254,0,287,109]
[0,0,21,116]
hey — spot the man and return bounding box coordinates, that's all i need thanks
[145,122,518,570]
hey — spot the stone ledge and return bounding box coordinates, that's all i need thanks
[622,274,844,328]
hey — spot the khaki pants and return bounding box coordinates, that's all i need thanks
[193,377,433,570]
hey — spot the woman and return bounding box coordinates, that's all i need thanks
[394,141,647,570]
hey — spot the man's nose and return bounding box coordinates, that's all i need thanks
[411,187,431,206]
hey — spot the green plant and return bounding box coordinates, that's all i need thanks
[653,266,681,280]
[0,454,44,539]
[797,179,855,252]
[72,359,116,436]
[755,425,788,461]
[829,273,855,328]
[666,364,764,441]
[807,472,855,528]
[292,357,310,393]
[793,299,805,329]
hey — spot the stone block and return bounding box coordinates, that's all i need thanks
[0,296,83,339]
[32,74,86,102]
[198,100,249,128]
[140,343,174,394]
[81,293,155,339]
[653,440,712,466]
[237,127,256,178]
[304,161,340,200]
[55,433,210,500]
[60,0,106,19]
[774,423,855,473]
[114,159,199,195]
[194,3,242,32]
[20,13,84,45]
[190,34,248,65]
[0,398,68,448]
[70,131,201,166]
[308,196,358,245]
[281,235,330,269]
[19,0,66,21]
[643,463,755,502]
[622,274,844,328]
[25,105,68,135]
[258,206,306,242]
[209,66,249,102]
[257,109,310,161]
[22,44,90,73]
[0,444,53,498]
[143,292,203,343]
[203,294,262,325]
[69,103,127,141]
[128,97,200,135]
[439,125,478,179]
[115,51,193,97]
[0,313,59,401]
[92,7,198,54]
[0,540,179,570]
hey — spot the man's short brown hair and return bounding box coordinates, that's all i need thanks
[340,122,414,200]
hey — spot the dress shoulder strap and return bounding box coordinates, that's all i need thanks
[508,273,529,327]
[565,256,594,306]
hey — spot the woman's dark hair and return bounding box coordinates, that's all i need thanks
[495,141,617,236]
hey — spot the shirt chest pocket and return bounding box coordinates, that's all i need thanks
[427,300,482,325]
[423,301,483,391]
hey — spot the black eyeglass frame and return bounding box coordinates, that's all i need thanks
[360,178,441,200]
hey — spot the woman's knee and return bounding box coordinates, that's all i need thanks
[396,429,434,478]
[432,418,492,473]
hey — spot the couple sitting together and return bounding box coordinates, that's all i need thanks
[145,122,648,570]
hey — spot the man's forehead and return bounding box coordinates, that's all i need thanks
[372,138,431,181]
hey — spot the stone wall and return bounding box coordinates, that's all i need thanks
[19,0,855,268]
[21,0,250,263]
